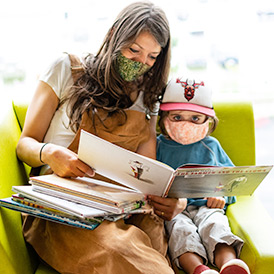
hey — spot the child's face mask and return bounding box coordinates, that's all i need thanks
[164,118,209,145]
[116,53,151,82]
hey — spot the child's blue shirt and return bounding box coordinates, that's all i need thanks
[156,134,236,207]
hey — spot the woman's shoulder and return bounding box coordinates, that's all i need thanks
[39,53,73,98]
[43,53,71,74]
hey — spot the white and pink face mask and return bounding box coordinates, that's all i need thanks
[163,118,209,145]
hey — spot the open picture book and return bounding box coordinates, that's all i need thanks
[77,130,272,199]
[1,129,272,230]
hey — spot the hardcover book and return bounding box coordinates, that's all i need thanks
[28,174,145,214]
[0,197,100,230]
[77,130,273,198]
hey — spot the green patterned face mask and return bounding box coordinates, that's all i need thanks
[116,53,151,82]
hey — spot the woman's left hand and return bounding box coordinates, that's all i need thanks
[147,195,187,221]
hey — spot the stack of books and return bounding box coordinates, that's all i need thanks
[0,130,272,230]
[0,174,148,230]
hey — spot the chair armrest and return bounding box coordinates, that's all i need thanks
[227,195,274,274]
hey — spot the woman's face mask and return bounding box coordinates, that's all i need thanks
[164,118,209,145]
[116,53,151,82]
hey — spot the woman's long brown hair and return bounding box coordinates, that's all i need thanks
[64,1,171,132]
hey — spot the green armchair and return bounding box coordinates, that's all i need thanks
[0,96,274,274]
[213,103,274,274]
[0,97,58,274]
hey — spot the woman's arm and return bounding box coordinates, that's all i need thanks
[136,115,157,159]
[16,81,59,166]
[16,81,94,178]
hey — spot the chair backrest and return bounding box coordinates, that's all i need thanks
[212,102,255,166]
[0,98,37,274]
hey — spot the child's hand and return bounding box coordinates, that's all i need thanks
[206,197,225,209]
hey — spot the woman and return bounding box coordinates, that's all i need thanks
[17,2,185,273]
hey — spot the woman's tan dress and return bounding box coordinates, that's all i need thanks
[23,107,174,274]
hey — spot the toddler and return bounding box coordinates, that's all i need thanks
[157,77,251,274]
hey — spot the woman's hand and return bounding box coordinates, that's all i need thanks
[41,143,95,178]
[206,197,226,209]
[147,195,187,221]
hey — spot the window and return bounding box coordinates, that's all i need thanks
[1,0,273,167]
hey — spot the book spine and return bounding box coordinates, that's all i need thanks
[163,173,177,197]
[121,200,145,213]
[12,195,57,211]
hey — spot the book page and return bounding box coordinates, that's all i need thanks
[168,165,273,198]
[78,130,175,197]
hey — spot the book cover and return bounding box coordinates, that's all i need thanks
[0,197,100,230]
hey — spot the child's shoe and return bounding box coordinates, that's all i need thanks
[193,265,219,274]
[220,259,250,274]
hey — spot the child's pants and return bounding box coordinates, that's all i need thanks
[165,205,244,268]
